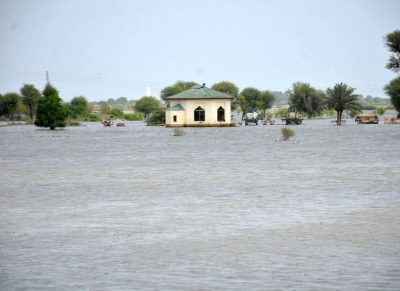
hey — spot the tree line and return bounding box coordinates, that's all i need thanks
[1,29,399,129]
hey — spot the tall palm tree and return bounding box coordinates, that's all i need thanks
[326,83,362,125]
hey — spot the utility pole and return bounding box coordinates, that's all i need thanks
[46,71,50,84]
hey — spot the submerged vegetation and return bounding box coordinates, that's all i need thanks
[281,127,295,141]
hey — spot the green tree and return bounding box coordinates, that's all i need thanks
[20,84,42,119]
[134,96,161,119]
[375,107,386,115]
[211,81,239,111]
[109,108,124,118]
[235,95,249,118]
[240,87,261,110]
[35,84,69,130]
[326,82,362,125]
[68,96,89,119]
[286,82,325,118]
[384,76,400,117]
[1,92,20,120]
[107,98,116,105]
[256,90,275,118]
[383,29,400,73]
[145,107,166,125]
[15,100,30,120]
[0,94,3,118]
[116,97,128,104]
[160,80,197,102]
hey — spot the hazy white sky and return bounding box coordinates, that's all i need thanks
[1,0,399,102]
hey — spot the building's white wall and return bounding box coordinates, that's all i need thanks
[166,99,232,127]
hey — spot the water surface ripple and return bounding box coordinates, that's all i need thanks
[1,119,399,290]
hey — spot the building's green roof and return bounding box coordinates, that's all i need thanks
[167,86,234,100]
[165,104,185,111]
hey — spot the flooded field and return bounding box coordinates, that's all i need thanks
[1,117,400,290]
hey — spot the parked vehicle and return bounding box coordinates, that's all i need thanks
[355,114,379,124]
[244,109,258,125]
[281,107,303,125]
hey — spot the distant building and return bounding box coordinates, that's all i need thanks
[165,84,234,127]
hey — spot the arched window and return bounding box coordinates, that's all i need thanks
[194,106,205,121]
[217,106,225,121]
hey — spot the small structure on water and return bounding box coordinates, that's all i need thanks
[102,116,114,126]
[355,114,379,124]
[165,83,234,127]
[263,117,275,125]
[384,117,400,124]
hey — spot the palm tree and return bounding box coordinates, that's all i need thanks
[326,83,362,125]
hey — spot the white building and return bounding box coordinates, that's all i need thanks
[165,84,234,127]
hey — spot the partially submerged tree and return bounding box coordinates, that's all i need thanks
[240,87,261,110]
[35,84,69,130]
[383,30,400,117]
[20,84,42,119]
[235,95,249,118]
[256,90,275,118]
[384,29,400,74]
[68,96,89,119]
[134,96,161,119]
[286,82,325,118]
[384,76,400,117]
[326,82,362,125]
[1,92,20,121]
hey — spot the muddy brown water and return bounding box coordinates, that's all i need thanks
[1,118,400,290]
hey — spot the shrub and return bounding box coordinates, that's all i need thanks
[173,128,185,136]
[281,127,295,141]
[124,113,143,121]
[375,107,386,115]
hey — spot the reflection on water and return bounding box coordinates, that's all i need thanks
[1,119,400,290]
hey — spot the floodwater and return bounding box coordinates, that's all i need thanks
[1,116,400,290]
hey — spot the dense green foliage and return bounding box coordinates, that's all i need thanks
[20,84,42,119]
[211,81,239,98]
[35,84,69,130]
[124,113,143,121]
[160,80,197,102]
[375,107,386,115]
[145,107,165,125]
[211,81,239,111]
[384,29,400,74]
[67,96,89,119]
[256,91,275,118]
[240,87,261,109]
[108,108,125,118]
[383,29,400,117]
[286,82,325,118]
[1,92,20,120]
[281,127,295,141]
[326,82,362,124]
[384,76,400,117]
[134,96,161,119]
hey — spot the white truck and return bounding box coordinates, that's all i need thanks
[244,109,258,125]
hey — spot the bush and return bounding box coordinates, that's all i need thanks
[109,108,124,118]
[89,114,102,121]
[173,128,185,136]
[124,113,143,121]
[281,127,295,141]
[146,108,166,125]
[375,107,386,115]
